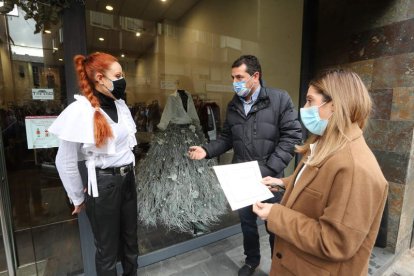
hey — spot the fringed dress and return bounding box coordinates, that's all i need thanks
[136,90,227,233]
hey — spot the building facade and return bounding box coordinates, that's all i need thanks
[1,0,413,275]
[0,1,304,275]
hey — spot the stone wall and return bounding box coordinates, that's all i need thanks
[314,0,414,253]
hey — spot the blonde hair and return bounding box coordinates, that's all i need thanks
[297,69,372,166]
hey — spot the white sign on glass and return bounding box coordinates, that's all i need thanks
[25,116,59,149]
[160,80,177,90]
[32,88,54,100]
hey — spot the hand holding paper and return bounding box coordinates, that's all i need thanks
[213,161,274,210]
[261,176,285,192]
[252,201,273,220]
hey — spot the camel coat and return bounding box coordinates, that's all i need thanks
[267,123,388,276]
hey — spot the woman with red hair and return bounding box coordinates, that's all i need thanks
[49,52,138,275]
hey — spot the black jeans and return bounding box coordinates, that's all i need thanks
[238,191,284,267]
[85,169,138,276]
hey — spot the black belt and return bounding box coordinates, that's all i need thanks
[96,163,134,176]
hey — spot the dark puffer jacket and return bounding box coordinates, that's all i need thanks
[204,87,302,177]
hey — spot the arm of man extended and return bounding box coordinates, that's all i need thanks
[266,92,302,175]
[202,118,233,158]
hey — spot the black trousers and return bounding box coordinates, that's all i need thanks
[238,191,284,267]
[85,169,138,276]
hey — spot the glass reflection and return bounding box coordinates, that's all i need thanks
[86,0,302,255]
[84,1,265,255]
[1,6,83,275]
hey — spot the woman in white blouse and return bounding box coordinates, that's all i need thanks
[49,52,138,275]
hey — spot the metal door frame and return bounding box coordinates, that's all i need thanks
[0,128,17,276]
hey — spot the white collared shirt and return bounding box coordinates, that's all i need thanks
[240,85,261,115]
[294,143,317,186]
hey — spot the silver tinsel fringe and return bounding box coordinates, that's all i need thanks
[136,124,228,233]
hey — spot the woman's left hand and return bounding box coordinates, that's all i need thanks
[261,176,284,193]
[252,201,273,220]
[72,202,85,215]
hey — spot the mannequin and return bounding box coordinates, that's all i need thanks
[157,90,199,131]
[136,90,227,233]
[177,89,188,112]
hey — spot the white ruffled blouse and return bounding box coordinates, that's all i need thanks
[49,95,137,204]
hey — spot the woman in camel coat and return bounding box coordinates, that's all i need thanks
[253,69,388,276]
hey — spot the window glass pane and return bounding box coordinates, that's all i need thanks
[7,12,43,57]
[85,0,303,255]
[1,7,83,275]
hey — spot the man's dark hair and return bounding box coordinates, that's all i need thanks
[232,55,262,85]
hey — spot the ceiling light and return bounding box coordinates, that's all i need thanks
[136,32,141,37]
[58,58,63,61]
[99,37,105,41]
[161,0,167,2]
[105,5,113,11]
[121,54,125,58]
[44,29,51,34]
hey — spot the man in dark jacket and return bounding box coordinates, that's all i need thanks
[188,55,302,276]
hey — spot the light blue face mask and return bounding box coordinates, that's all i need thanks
[300,102,329,136]
[233,74,254,97]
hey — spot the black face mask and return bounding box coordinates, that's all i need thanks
[106,77,126,100]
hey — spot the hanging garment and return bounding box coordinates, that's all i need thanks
[157,90,200,130]
[199,102,221,141]
[206,105,217,141]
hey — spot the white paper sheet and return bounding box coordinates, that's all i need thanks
[213,161,274,210]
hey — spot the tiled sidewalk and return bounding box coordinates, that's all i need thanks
[382,248,414,276]
[137,224,407,276]
[137,225,272,276]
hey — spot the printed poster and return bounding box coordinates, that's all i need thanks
[25,116,59,149]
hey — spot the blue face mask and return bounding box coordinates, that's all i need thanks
[300,102,329,136]
[233,74,254,97]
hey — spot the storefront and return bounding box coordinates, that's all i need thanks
[0,0,304,275]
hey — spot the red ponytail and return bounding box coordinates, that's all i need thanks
[73,52,118,147]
